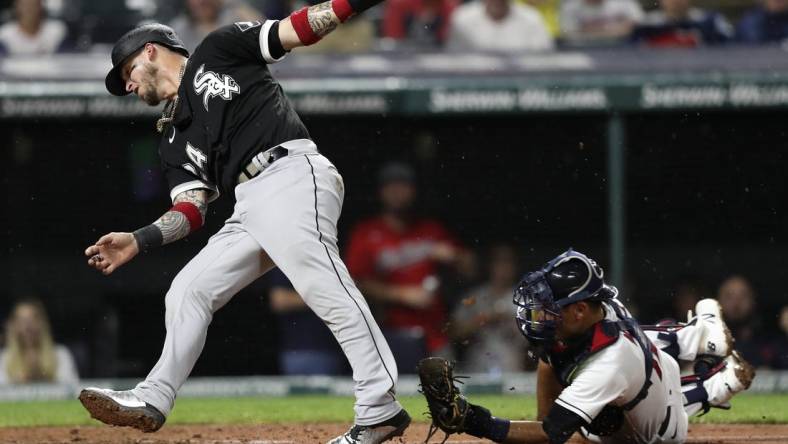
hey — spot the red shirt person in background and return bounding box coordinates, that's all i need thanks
[345,162,474,363]
[382,0,459,46]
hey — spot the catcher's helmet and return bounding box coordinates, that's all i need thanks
[513,248,617,345]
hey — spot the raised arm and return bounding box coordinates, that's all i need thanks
[85,189,208,275]
[277,0,382,50]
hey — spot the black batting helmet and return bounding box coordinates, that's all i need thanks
[105,23,189,96]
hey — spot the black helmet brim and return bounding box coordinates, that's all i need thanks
[105,51,138,96]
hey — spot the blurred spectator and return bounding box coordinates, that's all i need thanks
[737,0,788,44]
[717,274,770,367]
[451,244,529,375]
[267,269,346,375]
[446,0,554,52]
[345,162,474,370]
[0,300,78,384]
[297,16,375,53]
[770,306,788,369]
[0,0,67,55]
[630,0,733,47]
[169,0,262,52]
[382,0,459,47]
[560,0,643,46]
[668,275,711,321]
[522,0,560,37]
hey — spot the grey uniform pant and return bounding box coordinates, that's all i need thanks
[132,140,402,425]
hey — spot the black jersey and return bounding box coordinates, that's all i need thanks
[159,20,310,202]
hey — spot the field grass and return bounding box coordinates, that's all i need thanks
[0,394,786,428]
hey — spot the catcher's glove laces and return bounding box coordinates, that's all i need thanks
[417,357,470,444]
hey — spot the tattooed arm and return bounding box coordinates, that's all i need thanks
[153,189,208,246]
[278,0,384,50]
[278,1,342,50]
[85,189,208,275]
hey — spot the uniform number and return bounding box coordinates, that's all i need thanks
[183,142,209,181]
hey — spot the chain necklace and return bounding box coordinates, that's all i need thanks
[156,61,188,133]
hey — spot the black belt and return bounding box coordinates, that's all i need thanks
[237,146,289,184]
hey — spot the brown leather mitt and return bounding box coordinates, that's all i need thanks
[417,357,470,443]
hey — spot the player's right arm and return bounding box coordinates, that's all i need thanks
[85,188,208,275]
[537,360,564,421]
[277,0,383,50]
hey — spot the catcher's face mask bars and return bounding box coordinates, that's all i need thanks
[514,271,562,344]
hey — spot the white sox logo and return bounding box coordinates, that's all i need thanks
[193,64,240,111]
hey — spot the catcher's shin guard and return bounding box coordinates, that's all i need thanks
[682,351,755,416]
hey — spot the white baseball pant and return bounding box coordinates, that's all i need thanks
[132,139,402,425]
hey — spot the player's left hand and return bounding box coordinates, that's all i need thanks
[85,232,139,275]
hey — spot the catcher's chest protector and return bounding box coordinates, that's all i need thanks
[547,316,656,411]
[547,321,622,387]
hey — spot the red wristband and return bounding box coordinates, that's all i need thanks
[331,0,354,22]
[172,202,204,233]
[290,6,321,46]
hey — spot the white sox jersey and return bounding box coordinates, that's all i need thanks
[161,20,309,202]
[543,299,688,444]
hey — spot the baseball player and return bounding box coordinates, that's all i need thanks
[77,1,412,443]
[417,249,755,444]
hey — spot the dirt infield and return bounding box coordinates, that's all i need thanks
[1,423,788,444]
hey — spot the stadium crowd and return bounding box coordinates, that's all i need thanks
[0,0,787,56]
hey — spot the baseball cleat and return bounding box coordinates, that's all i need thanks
[79,387,165,432]
[326,409,411,444]
[704,351,755,406]
[694,298,734,358]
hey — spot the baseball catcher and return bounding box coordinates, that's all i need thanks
[418,249,754,443]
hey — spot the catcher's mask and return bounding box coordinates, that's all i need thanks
[513,248,618,347]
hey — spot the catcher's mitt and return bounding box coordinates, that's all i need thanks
[417,357,469,443]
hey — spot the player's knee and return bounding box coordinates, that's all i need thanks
[164,278,213,321]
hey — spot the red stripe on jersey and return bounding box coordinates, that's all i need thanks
[290,7,321,45]
[331,0,354,22]
[172,202,204,233]
[589,322,618,352]
[652,358,663,380]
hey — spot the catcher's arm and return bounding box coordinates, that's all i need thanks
[278,0,382,49]
[537,360,563,421]
[417,357,590,444]
[504,422,590,443]
[85,189,208,275]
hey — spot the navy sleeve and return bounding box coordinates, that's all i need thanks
[201,20,288,65]
[542,403,587,444]
[735,10,764,43]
